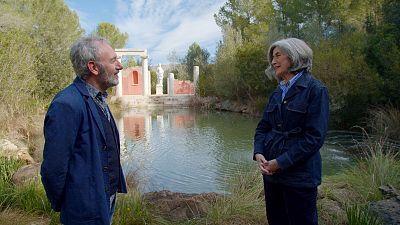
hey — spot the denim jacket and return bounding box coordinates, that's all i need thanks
[254,71,329,188]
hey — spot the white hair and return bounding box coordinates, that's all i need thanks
[265,38,313,80]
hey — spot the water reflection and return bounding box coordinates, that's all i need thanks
[117,108,357,194]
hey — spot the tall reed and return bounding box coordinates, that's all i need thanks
[367,105,400,142]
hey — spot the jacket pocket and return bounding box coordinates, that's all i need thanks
[286,102,307,124]
[65,176,96,219]
[286,102,307,113]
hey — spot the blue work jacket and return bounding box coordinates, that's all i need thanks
[254,71,329,188]
[41,77,127,225]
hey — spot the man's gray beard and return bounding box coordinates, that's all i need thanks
[99,65,119,89]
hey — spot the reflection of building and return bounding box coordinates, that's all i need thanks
[174,114,195,128]
[119,108,196,142]
[123,116,145,140]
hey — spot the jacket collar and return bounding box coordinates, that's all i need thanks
[73,76,106,141]
[283,71,312,101]
[73,76,90,97]
[270,70,312,103]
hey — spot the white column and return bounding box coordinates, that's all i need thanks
[142,54,149,96]
[145,113,151,140]
[116,57,123,97]
[193,66,199,95]
[168,73,175,96]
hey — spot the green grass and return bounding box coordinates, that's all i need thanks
[0,157,54,223]
[1,133,399,225]
[367,105,400,142]
[112,187,166,225]
[0,157,23,184]
[334,135,400,203]
[346,205,382,225]
[191,165,266,225]
[320,134,400,225]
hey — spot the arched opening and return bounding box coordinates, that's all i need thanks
[132,71,139,85]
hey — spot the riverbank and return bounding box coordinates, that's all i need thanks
[1,103,399,224]
[189,96,265,117]
[1,134,399,224]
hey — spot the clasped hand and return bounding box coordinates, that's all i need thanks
[255,154,279,175]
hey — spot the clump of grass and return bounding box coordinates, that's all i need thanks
[346,205,382,225]
[197,165,266,225]
[354,133,399,200]
[320,132,400,224]
[0,157,51,215]
[113,187,165,225]
[331,135,400,203]
[367,105,400,142]
[0,157,23,184]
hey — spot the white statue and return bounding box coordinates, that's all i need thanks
[156,64,164,86]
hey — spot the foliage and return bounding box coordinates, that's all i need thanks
[0,157,51,215]
[346,205,382,225]
[0,29,40,135]
[0,0,83,100]
[214,0,274,43]
[112,189,163,225]
[212,25,243,99]
[213,0,400,128]
[0,157,23,184]
[196,70,216,97]
[92,22,128,49]
[312,33,383,128]
[367,105,400,141]
[189,165,266,225]
[182,42,210,80]
[365,0,400,106]
[328,134,400,203]
[235,43,272,101]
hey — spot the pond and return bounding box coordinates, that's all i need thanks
[117,108,362,194]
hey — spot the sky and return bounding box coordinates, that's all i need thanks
[64,0,226,65]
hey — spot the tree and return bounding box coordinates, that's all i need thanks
[213,25,242,99]
[215,0,274,43]
[182,42,210,80]
[92,22,128,49]
[0,0,84,99]
[365,0,400,106]
[313,33,383,128]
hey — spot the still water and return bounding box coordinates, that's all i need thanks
[117,108,361,194]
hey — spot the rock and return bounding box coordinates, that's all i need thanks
[11,163,40,186]
[379,185,400,199]
[143,190,221,220]
[318,197,347,224]
[0,139,35,164]
[0,139,18,153]
[369,198,400,225]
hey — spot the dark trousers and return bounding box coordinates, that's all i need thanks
[263,178,318,225]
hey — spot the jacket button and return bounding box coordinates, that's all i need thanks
[103,145,107,150]
[283,100,287,104]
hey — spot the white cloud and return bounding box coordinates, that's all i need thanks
[114,0,225,64]
[68,6,92,32]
